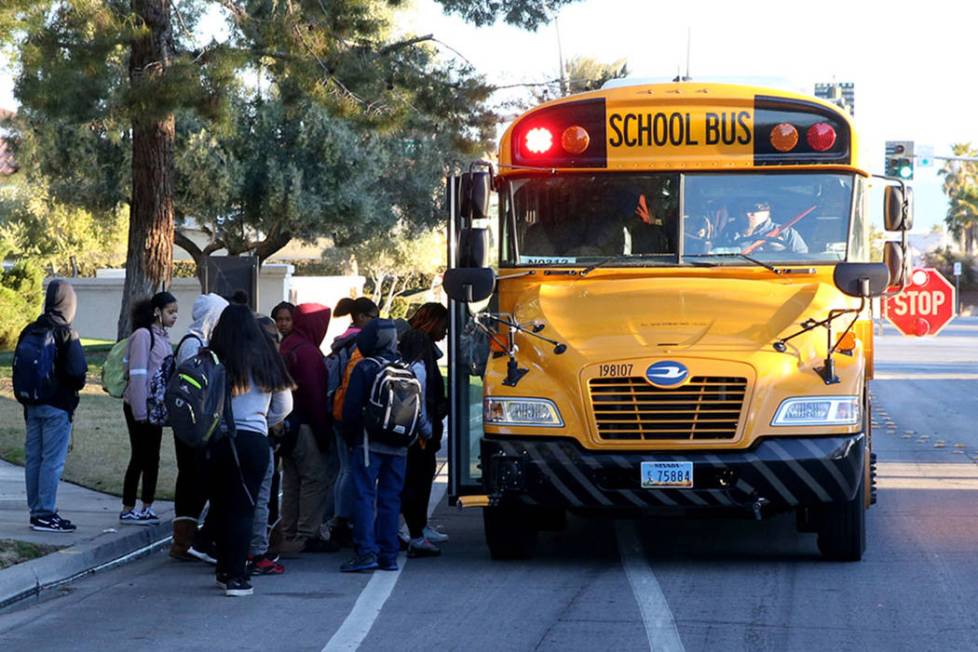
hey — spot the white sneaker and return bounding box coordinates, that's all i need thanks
[423,525,448,543]
[139,507,160,523]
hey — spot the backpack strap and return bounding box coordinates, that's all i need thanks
[176,333,202,361]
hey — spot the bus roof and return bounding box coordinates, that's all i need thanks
[498,81,860,175]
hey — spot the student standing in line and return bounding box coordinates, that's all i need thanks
[324,297,379,547]
[16,280,88,532]
[207,305,293,596]
[170,293,228,560]
[272,302,295,341]
[398,303,450,557]
[340,319,409,573]
[121,291,178,525]
[280,303,337,553]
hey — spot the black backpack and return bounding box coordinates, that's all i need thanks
[165,350,232,448]
[12,321,62,405]
[363,358,422,448]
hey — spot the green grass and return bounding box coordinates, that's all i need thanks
[0,539,61,570]
[0,341,177,500]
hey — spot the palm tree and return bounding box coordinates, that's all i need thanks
[940,143,978,254]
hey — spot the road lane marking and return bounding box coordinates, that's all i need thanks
[323,465,448,652]
[616,520,685,652]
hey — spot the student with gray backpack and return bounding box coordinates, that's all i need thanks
[13,280,88,532]
[120,292,178,525]
[340,319,422,573]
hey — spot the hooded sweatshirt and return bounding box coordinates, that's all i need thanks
[341,318,406,457]
[123,324,172,422]
[26,280,87,417]
[176,293,229,365]
[280,303,332,445]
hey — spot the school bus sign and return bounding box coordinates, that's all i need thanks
[884,268,956,336]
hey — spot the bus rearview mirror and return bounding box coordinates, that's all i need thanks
[461,172,491,222]
[833,262,890,298]
[883,241,908,289]
[884,186,913,231]
[444,268,496,304]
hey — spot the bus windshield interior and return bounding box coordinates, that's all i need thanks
[501,173,856,267]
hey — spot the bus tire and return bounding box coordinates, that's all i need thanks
[816,468,866,562]
[483,505,538,560]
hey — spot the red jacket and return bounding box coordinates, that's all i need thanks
[280,303,331,443]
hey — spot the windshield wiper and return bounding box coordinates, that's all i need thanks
[685,253,785,274]
[579,254,677,277]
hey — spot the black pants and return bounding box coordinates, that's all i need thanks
[401,443,437,539]
[207,430,270,580]
[174,435,208,520]
[123,402,163,507]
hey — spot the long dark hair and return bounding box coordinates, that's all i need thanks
[210,304,294,394]
[131,298,155,331]
[408,302,448,337]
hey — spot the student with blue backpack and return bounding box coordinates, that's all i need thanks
[120,291,178,525]
[340,318,421,573]
[13,280,87,532]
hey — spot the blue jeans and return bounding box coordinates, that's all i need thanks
[333,425,355,520]
[24,404,72,518]
[351,446,406,564]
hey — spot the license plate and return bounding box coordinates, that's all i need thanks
[641,461,694,488]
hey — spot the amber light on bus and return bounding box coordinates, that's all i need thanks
[770,123,799,152]
[807,123,837,152]
[561,125,590,155]
[511,98,607,168]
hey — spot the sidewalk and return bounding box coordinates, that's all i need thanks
[0,459,173,608]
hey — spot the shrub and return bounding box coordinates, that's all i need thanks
[0,260,44,349]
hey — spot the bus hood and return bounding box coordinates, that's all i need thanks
[510,275,849,357]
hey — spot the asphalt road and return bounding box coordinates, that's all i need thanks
[3,318,978,651]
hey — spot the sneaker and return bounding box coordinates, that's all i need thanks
[302,537,340,553]
[422,525,449,543]
[30,514,77,533]
[188,544,218,565]
[139,507,160,523]
[377,558,399,572]
[248,555,285,576]
[225,577,254,597]
[215,572,231,590]
[407,538,441,558]
[340,553,379,573]
[119,509,150,525]
[397,524,411,550]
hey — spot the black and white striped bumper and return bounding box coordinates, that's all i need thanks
[481,434,865,511]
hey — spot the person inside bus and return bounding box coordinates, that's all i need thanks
[715,199,808,254]
[626,192,672,254]
[682,214,713,254]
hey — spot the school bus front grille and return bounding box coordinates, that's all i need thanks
[589,376,747,440]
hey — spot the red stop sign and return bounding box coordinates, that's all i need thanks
[884,267,956,336]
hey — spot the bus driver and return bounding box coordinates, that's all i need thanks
[716,199,808,254]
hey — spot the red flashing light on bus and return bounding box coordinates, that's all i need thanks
[770,123,799,152]
[807,123,837,152]
[525,127,554,154]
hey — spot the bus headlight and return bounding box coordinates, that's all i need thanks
[771,396,861,427]
[484,398,564,427]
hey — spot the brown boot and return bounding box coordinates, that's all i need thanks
[169,518,197,561]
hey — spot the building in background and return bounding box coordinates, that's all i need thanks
[814,82,855,116]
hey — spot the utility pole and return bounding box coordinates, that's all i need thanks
[555,17,567,96]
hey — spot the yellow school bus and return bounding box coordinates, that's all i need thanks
[444,81,911,561]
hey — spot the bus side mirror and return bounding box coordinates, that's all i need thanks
[461,171,492,222]
[884,186,913,231]
[458,227,490,269]
[883,241,908,290]
[833,262,890,298]
[444,268,496,303]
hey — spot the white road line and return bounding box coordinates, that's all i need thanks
[616,520,685,652]
[323,464,448,652]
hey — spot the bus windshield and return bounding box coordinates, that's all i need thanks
[501,172,855,267]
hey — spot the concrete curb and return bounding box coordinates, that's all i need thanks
[0,517,173,609]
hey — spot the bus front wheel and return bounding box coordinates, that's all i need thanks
[816,467,866,562]
[483,505,538,560]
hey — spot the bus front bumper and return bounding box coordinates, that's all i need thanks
[480,434,866,513]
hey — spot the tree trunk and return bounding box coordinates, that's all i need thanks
[117,0,175,339]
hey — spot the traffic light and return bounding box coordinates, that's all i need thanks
[885,140,914,180]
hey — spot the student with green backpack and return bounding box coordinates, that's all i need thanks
[120,292,178,525]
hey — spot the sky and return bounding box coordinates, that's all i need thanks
[2,0,974,233]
